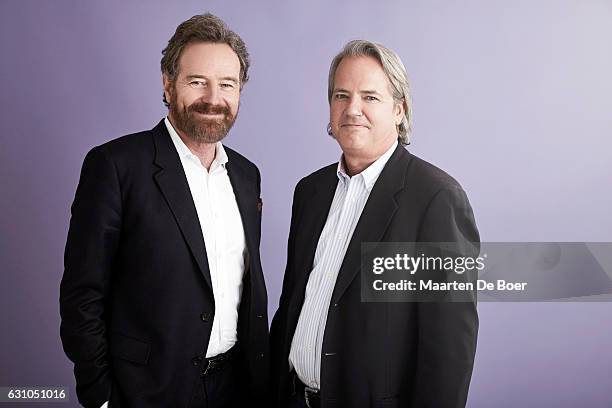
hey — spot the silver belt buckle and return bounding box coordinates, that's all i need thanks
[201,358,219,377]
[304,386,318,408]
[201,360,213,376]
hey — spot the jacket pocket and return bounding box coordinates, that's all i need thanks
[110,332,150,365]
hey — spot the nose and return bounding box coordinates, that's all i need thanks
[345,96,363,117]
[200,83,221,105]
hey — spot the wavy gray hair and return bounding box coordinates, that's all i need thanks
[327,40,413,145]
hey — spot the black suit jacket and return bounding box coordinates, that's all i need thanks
[60,120,269,408]
[270,145,479,408]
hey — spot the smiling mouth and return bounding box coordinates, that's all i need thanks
[196,112,224,118]
[341,124,369,129]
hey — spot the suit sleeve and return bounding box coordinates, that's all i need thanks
[269,179,304,405]
[256,165,262,198]
[412,186,480,408]
[60,146,121,408]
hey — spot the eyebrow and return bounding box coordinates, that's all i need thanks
[185,75,239,84]
[219,76,239,84]
[333,88,383,96]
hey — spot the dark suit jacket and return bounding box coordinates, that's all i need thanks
[60,120,269,408]
[270,145,479,408]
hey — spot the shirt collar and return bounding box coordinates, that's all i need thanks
[164,117,228,167]
[337,140,399,192]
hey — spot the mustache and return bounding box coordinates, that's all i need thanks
[188,102,231,116]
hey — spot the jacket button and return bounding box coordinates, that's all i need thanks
[256,314,263,319]
[191,357,201,366]
[200,312,212,322]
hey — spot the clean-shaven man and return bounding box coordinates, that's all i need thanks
[60,13,268,408]
[271,40,479,408]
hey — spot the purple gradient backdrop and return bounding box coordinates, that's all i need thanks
[2,1,611,407]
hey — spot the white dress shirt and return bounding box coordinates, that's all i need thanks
[289,140,398,389]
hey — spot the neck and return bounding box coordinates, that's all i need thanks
[342,155,376,177]
[168,114,217,170]
[342,138,397,176]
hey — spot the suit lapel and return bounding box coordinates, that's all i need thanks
[331,145,411,304]
[151,121,213,292]
[225,156,259,274]
[289,166,338,310]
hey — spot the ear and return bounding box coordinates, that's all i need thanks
[162,73,173,103]
[394,100,406,126]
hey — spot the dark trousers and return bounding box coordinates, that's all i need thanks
[287,372,320,408]
[190,351,245,408]
[288,392,309,408]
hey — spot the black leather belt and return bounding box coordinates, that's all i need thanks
[193,345,238,377]
[293,372,320,408]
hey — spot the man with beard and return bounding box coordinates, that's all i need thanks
[60,14,268,408]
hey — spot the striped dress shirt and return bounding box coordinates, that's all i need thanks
[289,141,399,389]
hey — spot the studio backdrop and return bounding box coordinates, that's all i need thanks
[1,1,611,407]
